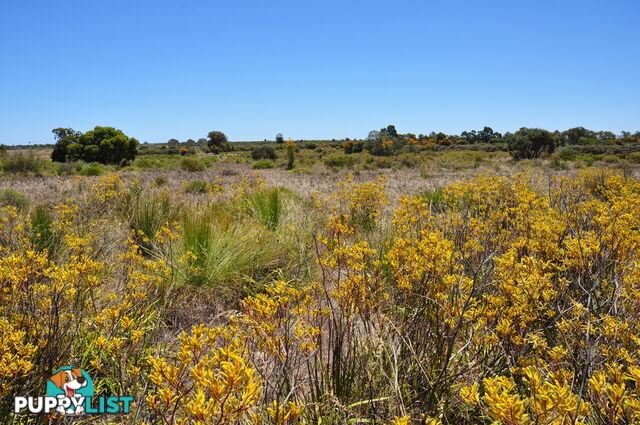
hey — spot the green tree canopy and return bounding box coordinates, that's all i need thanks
[51,126,138,164]
[207,131,231,153]
[506,127,556,160]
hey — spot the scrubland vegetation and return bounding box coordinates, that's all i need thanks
[4,131,640,424]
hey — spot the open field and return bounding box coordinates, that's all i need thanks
[3,147,640,424]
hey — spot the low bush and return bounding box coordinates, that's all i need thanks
[324,154,357,168]
[78,164,104,176]
[557,148,578,160]
[1,152,46,174]
[251,146,277,160]
[179,157,206,172]
[252,159,276,169]
[628,152,640,164]
[0,188,28,209]
[55,161,83,175]
[602,154,620,164]
[577,153,595,166]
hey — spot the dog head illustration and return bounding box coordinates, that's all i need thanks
[49,367,87,397]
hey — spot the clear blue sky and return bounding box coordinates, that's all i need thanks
[1,0,638,144]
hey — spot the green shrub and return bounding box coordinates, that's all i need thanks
[184,181,209,193]
[548,158,569,170]
[153,177,167,186]
[602,154,620,164]
[179,157,206,172]
[374,157,394,169]
[55,161,83,175]
[576,153,595,166]
[558,148,578,161]
[287,167,311,174]
[397,154,419,168]
[252,159,276,169]
[134,158,155,169]
[505,127,556,160]
[324,154,356,169]
[79,165,104,176]
[51,126,138,164]
[627,152,640,164]
[430,151,484,169]
[251,146,277,160]
[1,153,45,174]
[0,188,28,210]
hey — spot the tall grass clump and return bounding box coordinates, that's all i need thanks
[175,207,284,293]
[241,188,291,230]
[183,180,209,193]
[30,204,61,256]
[128,193,180,253]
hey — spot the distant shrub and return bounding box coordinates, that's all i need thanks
[627,152,640,164]
[55,161,83,176]
[602,154,620,164]
[0,188,28,210]
[252,159,276,169]
[221,168,238,176]
[342,140,364,154]
[303,142,317,150]
[374,157,393,169]
[79,165,104,176]
[1,153,45,174]
[134,158,155,169]
[251,146,277,160]
[548,158,569,170]
[287,167,311,174]
[505,127,555,160]
[184,181,209,193]
[577,153,595,166]
[207,131,232,153]
[397,153,419,168]
[431,151,484,169]
[558,148,578,161]
[180,157,206,172]
[323,154,356,168]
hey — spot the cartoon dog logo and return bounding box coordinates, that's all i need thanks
[46,366,94,415]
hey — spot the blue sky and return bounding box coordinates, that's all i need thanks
[1,0,638,144]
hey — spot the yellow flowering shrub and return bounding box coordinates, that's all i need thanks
[5,166,640,424]
[147,324,261,425]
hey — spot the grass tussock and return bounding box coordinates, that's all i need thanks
[174,206,285,293]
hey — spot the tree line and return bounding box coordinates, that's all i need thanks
[348,125,640,159]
